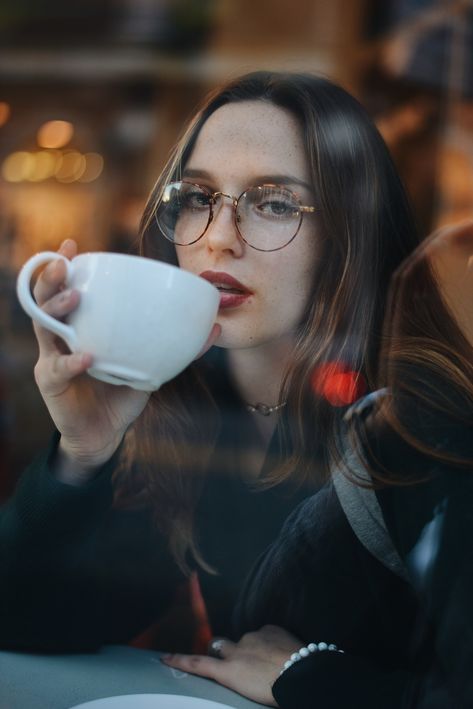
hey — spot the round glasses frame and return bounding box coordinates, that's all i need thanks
[156,181,317,253]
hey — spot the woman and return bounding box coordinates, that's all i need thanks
[0,72,419,701]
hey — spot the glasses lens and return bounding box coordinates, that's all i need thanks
[237,185,303,251]
[156,182,211,244]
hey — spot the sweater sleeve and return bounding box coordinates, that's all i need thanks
[272,651,410,709]
[0,432,116,544]
[261,474,463,709]
[0,433,185,652]
[234,483,424,708]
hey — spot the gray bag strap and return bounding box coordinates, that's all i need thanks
[332,394,410,582]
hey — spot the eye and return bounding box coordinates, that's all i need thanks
[252,189,299,220]
[257,199,295,217]
[182,189,211,211]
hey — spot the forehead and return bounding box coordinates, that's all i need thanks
[186,100,310,185]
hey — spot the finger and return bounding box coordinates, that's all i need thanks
[57,238,78,259]
[33,239,77,306]
[33,258,68,307]
[33,289,81,356]
[195,323,222,360]
[207,637,236,659]
[42,288,80,319]
[35,352,92,395]
[161,652,255,700]
[161,653,222,681]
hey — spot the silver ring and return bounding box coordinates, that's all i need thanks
[208,637,225,659]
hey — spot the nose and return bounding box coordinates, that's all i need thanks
[204,194,244,257]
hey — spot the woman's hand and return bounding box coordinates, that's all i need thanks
[32,240,150,480]
[33,239,220,484]
[161,625,302,706]
[32,239,221,483]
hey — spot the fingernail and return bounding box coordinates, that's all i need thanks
[161,654,172,662]
[59,239,73,251]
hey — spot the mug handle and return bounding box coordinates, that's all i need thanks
[16,252,79,351]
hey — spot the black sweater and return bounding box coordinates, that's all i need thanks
[1,377,471,708]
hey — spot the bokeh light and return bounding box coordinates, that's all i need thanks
[2,151,35,182]
[0,102,11,127]
[79,152,104,182]
[37,120,74,149]
[311,362,367,407]
[26,151,61,182]
[1,148,103,184]
[55,150,86,182]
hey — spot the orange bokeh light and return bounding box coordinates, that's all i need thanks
[0,102,11,127]
[37,120,74,149]
[311,362,367,407]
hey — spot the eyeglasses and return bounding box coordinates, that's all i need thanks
[155,181,317,252]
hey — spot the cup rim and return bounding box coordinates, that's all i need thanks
[73,251,218,295]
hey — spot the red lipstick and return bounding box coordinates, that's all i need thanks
[199,271,252,309]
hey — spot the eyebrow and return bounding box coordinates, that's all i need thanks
[181,168,312,192]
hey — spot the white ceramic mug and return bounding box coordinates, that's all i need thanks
[16,251,219,391]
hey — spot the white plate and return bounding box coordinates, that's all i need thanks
[69,696,234,709]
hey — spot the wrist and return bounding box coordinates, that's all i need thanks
[54,436,122,485]
[278,641,344,677]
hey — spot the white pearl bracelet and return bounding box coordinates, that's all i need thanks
[279,642,344,676]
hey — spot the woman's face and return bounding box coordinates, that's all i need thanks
[176,100,318,350]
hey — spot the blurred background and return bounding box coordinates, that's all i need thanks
[0,0,472,492]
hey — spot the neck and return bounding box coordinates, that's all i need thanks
[227,337,293,404]
[226,336,293,443]
[222,338,294,472]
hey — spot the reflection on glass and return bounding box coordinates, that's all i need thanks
[345,220,473,706]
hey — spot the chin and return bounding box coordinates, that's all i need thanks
[212,322,269,350]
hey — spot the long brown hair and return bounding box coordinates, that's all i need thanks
[115,71,420,571]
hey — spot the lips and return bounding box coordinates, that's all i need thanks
[199,271,252,309]
[199,271,250,293]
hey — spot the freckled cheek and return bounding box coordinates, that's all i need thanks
[175,248,199,274]
[274,262,314,324]
[260,282,296,324]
